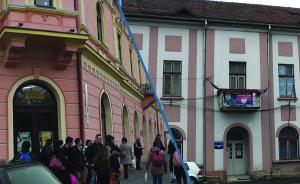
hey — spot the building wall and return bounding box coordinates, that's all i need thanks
[0,52,80,159]
[272,34,300,160]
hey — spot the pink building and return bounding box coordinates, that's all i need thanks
[0,0,163,160]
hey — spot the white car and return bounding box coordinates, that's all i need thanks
[184,161,203,184]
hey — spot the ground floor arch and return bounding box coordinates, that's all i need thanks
[224,125,252,176]
[142,116,149,152]
[8,75,66,159]
[134,112,139,138]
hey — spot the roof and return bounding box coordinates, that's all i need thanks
[123,0,300,27]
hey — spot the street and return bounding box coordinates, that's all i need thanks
[120,162,169,184]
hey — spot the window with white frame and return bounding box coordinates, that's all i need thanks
[163,60,181,97]
[229,62,246,89]
[279,127,299,160]
[279,64,295,98]
[35,0,53,7]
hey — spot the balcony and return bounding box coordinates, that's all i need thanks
[140,83,155,110]
[217,88,262,112]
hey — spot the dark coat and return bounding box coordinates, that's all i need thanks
[134,141,143,156]
[108,144,120,173]
[71,145,85,171]
[85,142,103,165]
[39,145,53,166]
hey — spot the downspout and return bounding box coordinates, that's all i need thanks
[74,0,85,141]
[203,19,208,179]
[267,24,272,173]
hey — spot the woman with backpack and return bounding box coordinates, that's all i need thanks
[145,140,167,184]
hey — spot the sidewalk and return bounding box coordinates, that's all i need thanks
[120,162,170,184]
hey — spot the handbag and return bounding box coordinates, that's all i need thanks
[169,167,176,183]
[144,172,148,182]
[49,156,65,170]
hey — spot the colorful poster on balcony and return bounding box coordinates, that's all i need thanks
[224,94,253,107]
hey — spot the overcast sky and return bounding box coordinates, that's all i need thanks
[212,0,300,8]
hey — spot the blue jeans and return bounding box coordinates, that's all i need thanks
[88,167,97,184]
[152,174,163,184]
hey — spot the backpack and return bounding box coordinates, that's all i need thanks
[151,150,164,167]
[19,152,32,162]
[173,152,181,167]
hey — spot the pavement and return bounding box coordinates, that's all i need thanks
[120,162,170,184]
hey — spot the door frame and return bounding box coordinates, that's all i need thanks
[223,124,253,176]
[8,75,66,159]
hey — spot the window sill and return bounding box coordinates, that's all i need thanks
[277,97,297,101]
[160,97,184,101]
[273,159,300,164]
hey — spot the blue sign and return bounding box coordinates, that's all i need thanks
[214,141,224,149]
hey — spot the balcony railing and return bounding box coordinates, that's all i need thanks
[139,83,153,96]
[217,89,261,112]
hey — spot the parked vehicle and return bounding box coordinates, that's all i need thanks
[0,162,62,184]
[184,161,203,184]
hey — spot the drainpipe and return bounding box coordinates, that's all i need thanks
[203,19,208,178]
[74,0,85,141]
[267,24,272,173]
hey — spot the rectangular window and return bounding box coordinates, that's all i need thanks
[138,60,142,84]
[129,48,134,76]
[229,62,246,89]
[163,60,182,97]
[279,64,295,98]
[35,0,53,7]
[117,34,122,63]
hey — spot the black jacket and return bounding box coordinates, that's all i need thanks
[39,145,53,166]
[134,141,143,156]
[85,142,103,165]
[71,145,85,171]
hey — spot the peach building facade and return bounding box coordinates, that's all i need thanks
[0,0,163,160]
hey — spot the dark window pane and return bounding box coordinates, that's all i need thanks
[279,127,298,139]
[289,139,298,159]
[229,76,237,89]
[97,3,103,42]
[238,76,245,89]
[164,61,172,72]
[229,62,246,74]
[173,62,181,73]
[173,74,181,96]
[279,139,287,160]
[286,65,294,76]
[35,0,52,7]
[163,74,172,96]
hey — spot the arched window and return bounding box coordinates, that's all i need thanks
[279,127,299,160]
[96,3,103,42]
[171,128,183,156]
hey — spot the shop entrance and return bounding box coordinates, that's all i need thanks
[13,83,58,156]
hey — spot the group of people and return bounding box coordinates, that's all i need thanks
[11,134,148,184]
[11,133,187,184]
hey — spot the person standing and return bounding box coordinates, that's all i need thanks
[93,145,111,184]
[39,139,53,166]
[154,134,165,151]
[134,137,143,170]
[145,140,167,184]
[63,136,74,172]
[12,141,37,162]
[85,134,104,184]
[167,140,176,172]
[173,151,187,184]
[119,137,133,179]
[71,138,85,183]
